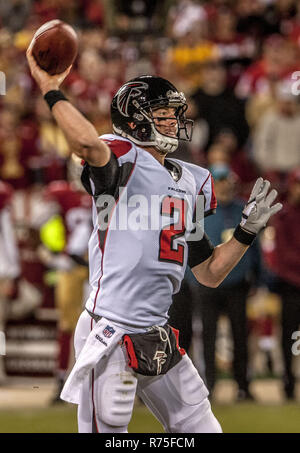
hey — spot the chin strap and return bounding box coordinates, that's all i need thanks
[152,124,178,154]
[113,124,179,154]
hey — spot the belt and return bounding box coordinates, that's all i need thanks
[85,309,162,332]
[86,308,102,323]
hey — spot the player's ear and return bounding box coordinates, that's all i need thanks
[128,122,136,130]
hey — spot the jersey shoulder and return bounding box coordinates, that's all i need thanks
[100,134,136,160]
[171,160,217,214]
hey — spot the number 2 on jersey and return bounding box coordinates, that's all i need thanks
[159,196,186,266]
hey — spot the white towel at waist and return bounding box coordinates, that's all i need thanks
[60,317,127,404]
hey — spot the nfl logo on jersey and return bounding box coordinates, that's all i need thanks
[103,325,116,338]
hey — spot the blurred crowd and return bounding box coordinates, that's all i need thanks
[1,0,300,194]
[0,0,300,402]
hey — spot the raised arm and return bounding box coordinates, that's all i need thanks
[192,178,282,288]
[26,44,110,167]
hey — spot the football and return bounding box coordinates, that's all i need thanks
[31,19,78,75]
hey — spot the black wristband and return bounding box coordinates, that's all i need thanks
[44,90,68,110]
[233,224,257,246]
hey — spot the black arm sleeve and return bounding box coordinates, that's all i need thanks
[89,153,120,196]
[187,233,214,268]
[80,152,120,197]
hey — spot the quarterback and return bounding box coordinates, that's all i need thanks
[27,45,282,433]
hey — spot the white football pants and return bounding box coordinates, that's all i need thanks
[74,310,222,434]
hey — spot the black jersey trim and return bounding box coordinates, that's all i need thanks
[81,163,93,195]
[164,158,183,182]
[96,150,138,251]
[89,153,120,197]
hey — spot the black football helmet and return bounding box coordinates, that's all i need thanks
[111,75,193,153]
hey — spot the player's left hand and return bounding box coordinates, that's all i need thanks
[240,177,282,234]
[26,42,72,95]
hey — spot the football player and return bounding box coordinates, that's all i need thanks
[27,45,282,433]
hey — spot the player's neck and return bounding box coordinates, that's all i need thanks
[143,146,166,166]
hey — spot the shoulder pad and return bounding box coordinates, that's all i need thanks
[102,138,133,158]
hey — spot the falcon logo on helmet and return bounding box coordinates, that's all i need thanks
[111,75,193,154]
[117,81,149,118]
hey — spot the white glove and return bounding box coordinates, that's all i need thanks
[240,178,282,235]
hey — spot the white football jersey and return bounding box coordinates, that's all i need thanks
[83,134,216,328]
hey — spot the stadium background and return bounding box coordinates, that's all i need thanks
[0,0,300,433]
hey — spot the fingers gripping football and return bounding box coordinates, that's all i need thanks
[240,178,283,235]
[26,43,72,95]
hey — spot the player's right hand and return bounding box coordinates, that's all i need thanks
[26,42,72,95]
[240,177,282,235]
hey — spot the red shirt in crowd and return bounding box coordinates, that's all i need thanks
[44,180,91,245]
